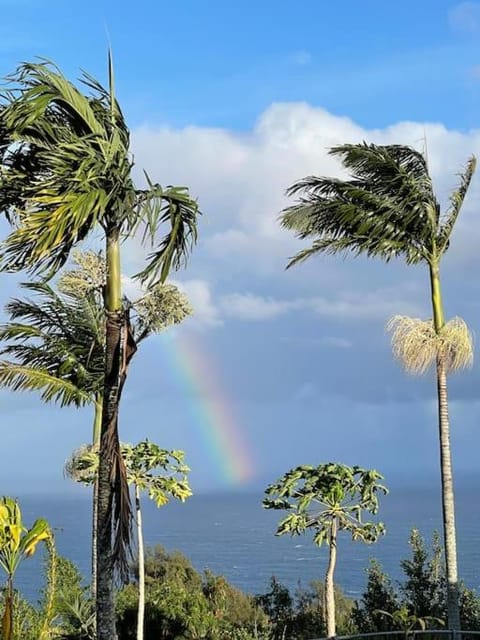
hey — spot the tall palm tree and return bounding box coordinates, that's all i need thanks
[0,57,200,639]
[280,143,476,630]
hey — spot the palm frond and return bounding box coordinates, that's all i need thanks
[0,279,104,405]
[280,143,476,269]
[0,363,91,406]
[438,155,477,253]
[132,184,200,285]
[0,60,131,276]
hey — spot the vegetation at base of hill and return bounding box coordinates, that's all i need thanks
[353,529,480,633]
[3,528,480,640]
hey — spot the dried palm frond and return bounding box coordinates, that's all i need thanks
[386,315,474,375]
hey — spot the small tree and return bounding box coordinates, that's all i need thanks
[263,463,387,638]
[401,529,445,620]
[0,497,52,640]
[66,440,191,640]
[352,559,400,632]
[122,441,191,640]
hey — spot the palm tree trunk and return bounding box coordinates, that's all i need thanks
[2,576,13,640]
[96,229,132,640]
[91,396,102,606]
[430,263,460,631]
[324,519,337,639]
[436,356,460,630]
[135,484,145,640]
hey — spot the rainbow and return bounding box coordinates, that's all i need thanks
[157,332,254,486]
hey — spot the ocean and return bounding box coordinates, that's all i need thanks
[12,486,480,602]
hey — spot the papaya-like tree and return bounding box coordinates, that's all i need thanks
[280,143,475,629]
[264,463,387,638]
[65,440,192,640]
[0,59,200,639]
[0,497,52,640]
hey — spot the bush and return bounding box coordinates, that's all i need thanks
[116,545,268,640]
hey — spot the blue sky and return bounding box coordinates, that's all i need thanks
[1,0,480,494]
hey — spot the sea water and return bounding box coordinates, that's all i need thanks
[12,486,480,603]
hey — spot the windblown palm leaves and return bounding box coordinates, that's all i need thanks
[0,281,104,407]
[0,60,199,284]
[0,254,193,409]
[281,143,476,269]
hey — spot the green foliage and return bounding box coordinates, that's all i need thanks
[264,463,387,546]
[116,545,268,640]
[0,497,52,640]
[354,529,480,633]
[122,441,192,507]
[53,556,95,639]
[255,577,294,639]
[66,440,192,506]
[0,59,200,284]
[400,529,444,619]
[375,606,444,635]
[254,576,355,640]
[0,253,192,411]
[0,590,43,640]
[352,559,400,632]
[0,279,104,407]
[280,143,476,269]
[459,585,480,631]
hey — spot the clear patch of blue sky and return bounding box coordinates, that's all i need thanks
[1,0,479,130]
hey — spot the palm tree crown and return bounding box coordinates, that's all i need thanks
[0,57,198,283]
[281,143,475,269]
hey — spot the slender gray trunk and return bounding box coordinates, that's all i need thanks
[325,519,337,638]
[136,484,145,640]
[436,356,460,630]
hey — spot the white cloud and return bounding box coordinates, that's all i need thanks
[174,279,222,328]
[220,293,301,320]
[218,285,424,323]
[310,287,424,320]
[129,102,480,337]
[132,103,480,278]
